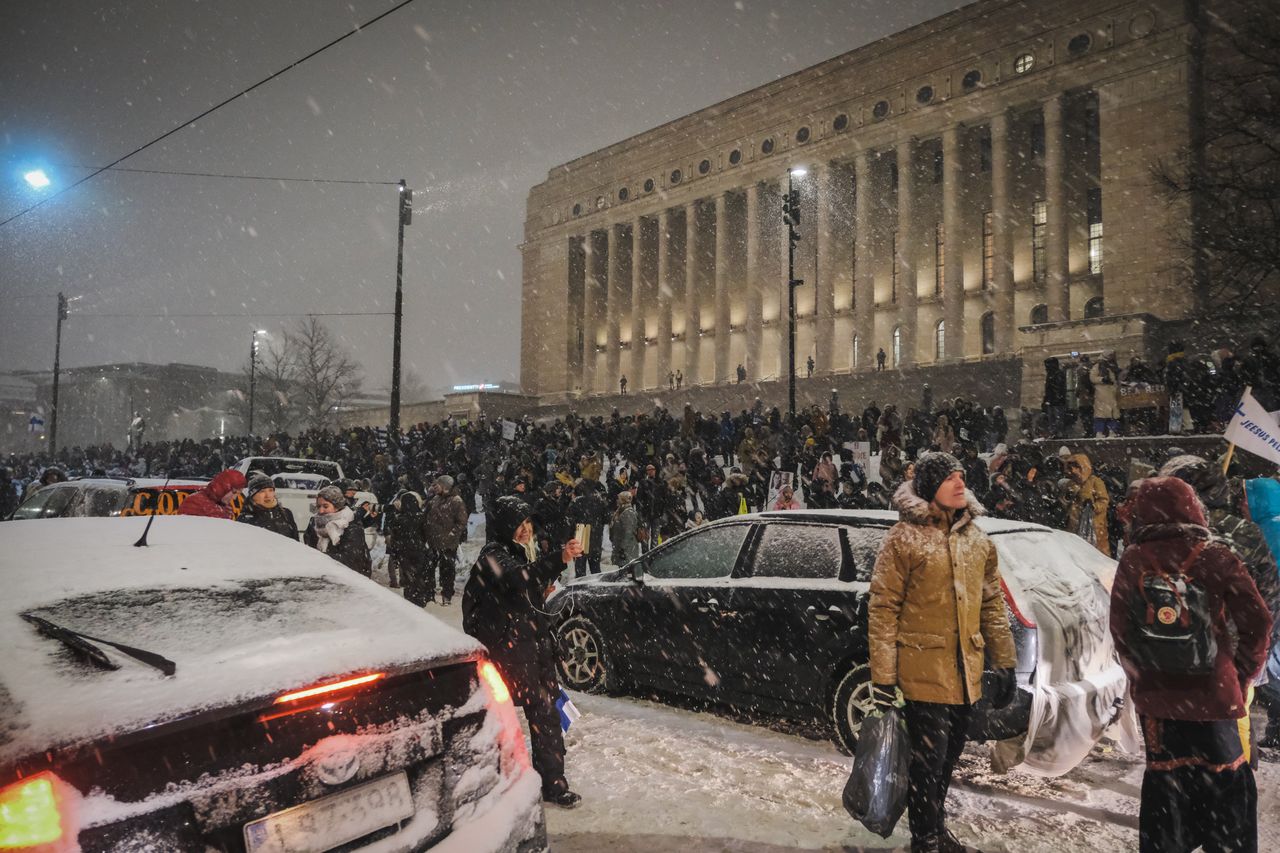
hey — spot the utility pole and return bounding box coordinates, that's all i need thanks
[784,169,805,419]
[248,329,264,435]
[390,179,413,443]
[50,292,67,454]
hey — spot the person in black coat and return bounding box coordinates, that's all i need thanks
[462,495,583,808]
[303,486,372,576]
[567,479,608,576]
[387,489,429,600]
[237,473,300,540]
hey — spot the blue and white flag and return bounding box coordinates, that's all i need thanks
[27,415,44,433]
[556,687,581,732]
[1225,388,1280,467]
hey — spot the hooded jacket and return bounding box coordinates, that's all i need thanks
[424,485,469,552]
[1064,453,1111,555]
[869,481,1017,704]
[177,470,246,519]
[1108,476,1270,720]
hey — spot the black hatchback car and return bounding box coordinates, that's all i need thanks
[549,509,1128,764]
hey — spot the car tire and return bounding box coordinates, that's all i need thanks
[557,616,617,694]
[831,664,879,755]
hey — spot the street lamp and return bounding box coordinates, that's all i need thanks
[24,169,51,190]
[784,167,806,418]
[248,329,267,435]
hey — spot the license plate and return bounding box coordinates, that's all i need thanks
[243,772,414,853]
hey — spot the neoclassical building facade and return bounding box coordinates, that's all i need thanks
[520,0,1207,404]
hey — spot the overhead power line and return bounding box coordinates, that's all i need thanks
[0,0,421,229]
[71,164,400,187]
[73,311,395,319]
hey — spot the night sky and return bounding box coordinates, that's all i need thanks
[1,0,964,399]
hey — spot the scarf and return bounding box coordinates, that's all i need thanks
[516,536,538,562]
[312,506,355,552]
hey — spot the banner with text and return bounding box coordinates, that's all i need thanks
[1225,388,1280,467]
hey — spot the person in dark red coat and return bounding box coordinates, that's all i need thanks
[1109,475,1271,853]
[177,470,246,520]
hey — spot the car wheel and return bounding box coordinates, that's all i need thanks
[557,616,615,694]
[831,664,878,755]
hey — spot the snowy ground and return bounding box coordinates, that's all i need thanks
[370,519,1280,852]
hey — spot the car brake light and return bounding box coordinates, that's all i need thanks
[0,773,67,849]
[273,673,384,705]
[1001,579,1036,628]
[478,661,511,705]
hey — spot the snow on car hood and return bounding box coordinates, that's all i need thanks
[0,517,482,767]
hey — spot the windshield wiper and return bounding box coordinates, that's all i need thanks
[22,613,177,676]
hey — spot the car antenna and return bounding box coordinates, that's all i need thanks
[133,473,172,547]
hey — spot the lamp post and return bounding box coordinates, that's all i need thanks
[784,167,806,419]
[390,179,414,444]
[248,329,267,434]
[49,293,68,454]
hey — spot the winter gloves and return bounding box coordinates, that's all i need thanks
[990,667,1017,709]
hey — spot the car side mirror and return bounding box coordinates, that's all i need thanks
[628,561,645,584]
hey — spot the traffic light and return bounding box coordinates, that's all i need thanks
[400,189,413,226]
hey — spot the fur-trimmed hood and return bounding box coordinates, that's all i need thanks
[891,480,986,532]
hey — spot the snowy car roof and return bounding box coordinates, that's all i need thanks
[48,478,209,489]
[749,508,1051,534]
[0,517,482,768]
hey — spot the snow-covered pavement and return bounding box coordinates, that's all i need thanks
[375,524,1280,852]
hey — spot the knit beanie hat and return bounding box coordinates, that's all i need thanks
[435,474,455,491]
[914,451,964,503]
[317,485,348,510]
[245,472,275,499]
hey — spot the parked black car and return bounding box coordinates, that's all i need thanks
[549,509,1128,765]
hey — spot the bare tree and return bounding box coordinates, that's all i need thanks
[229,338,302,434]
[378,365,432,405]
[288,316,364,429]
[1155,3,1280,310]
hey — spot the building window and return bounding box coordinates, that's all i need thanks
[1013,52,1035,74]
[1085,296,1105,318]
[1068,33,1093,56]
[833,113,849,132]
[1030,303,1048,325]
[873,100,890,120]
[916,85,934,105]
[935,223,945,295]
[962,69,983,91]
[890,232,899,303]
[729,149,742,165]
[761,138,775,155]
[892,327,902,366]
[935,320,946,360]
[643,178,655,193]
[982,211,994,289]
[618,187,629,202]
[670,169,682,185]
[1032,200,1047,285]
[981,312,996,354]
[1087,187,1103,275]
[572,203,582,217]
[796,126,811,143]
[698,159,711,175]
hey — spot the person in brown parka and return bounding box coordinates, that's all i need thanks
[1064,452,1110,555]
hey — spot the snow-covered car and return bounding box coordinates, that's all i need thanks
[550,509,1136,775]
[233,457,378,543]
[7,478,222,520]
[0,517,546,852]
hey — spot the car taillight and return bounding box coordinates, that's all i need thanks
[1001,579,1036,628]
[0,773,73,850]
[273,672,384,705]
[478,661,511,705]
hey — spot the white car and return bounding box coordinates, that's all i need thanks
[0,517,546,852]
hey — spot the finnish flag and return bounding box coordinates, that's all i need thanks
[556,687,581,732]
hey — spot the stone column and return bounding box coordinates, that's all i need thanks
[813,162,835,373]
[990,110,1015,352]
[683,201,701,386]
[745,183,764,380]
[714,192,731,384]
[942,126,965,360]
[656,208,673,385]
[629,217,646,388]
[896,138,917,366]
[582,230,607,393]
[852,149,874,370]
[1043,93,1070,322]
[607,222,627,391]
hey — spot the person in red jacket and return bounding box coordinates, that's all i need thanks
[1109,476,1271,853]
[177,470,246,519]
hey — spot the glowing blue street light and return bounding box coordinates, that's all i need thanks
[24,169,51,189]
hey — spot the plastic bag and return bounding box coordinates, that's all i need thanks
[842,708,910,838]
[1076,500,1097,547]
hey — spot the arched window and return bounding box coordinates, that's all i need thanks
[892,327,902,367]
[981,312,996,354]
[1084,296,1105,319]
[852,335,861,369]
[1030,303,1048,325]
[935,320,946,360]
